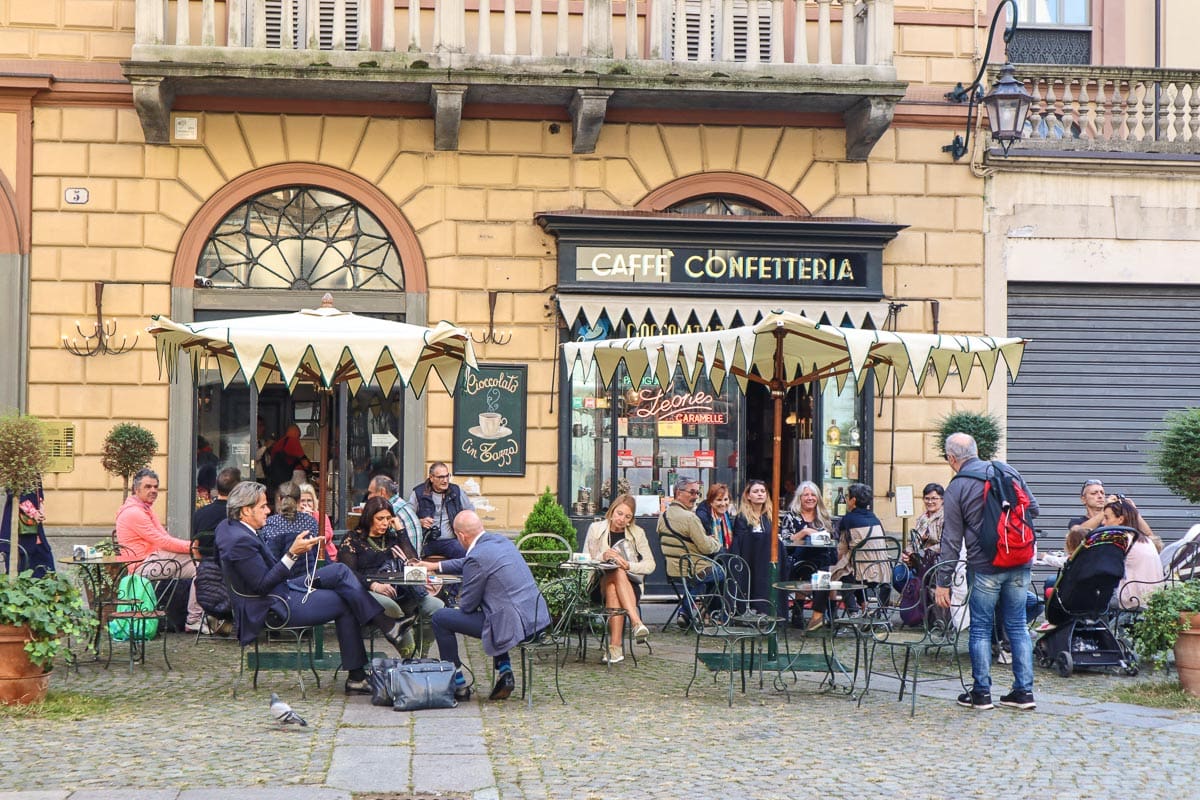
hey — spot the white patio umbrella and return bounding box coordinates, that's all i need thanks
[562,310,1028,578]
[148,294,478,524]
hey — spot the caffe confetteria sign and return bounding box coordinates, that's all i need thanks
[453,364,528,477]
[574,247,868,289]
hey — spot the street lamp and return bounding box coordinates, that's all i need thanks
[943,0,1034,161]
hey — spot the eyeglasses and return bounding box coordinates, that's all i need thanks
[923,495,941,502]
[683,487,701,496]
[430,473,451,480]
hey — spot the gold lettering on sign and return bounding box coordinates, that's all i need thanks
[462,370,520,396]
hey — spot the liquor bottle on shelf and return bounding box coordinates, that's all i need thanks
[666,468,677,495]
[848,419,861,446]
[826,419,841,445]
[834,487,848,517]
[831,453,845,479]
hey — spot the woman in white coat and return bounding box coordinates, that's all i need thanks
[584,493,656,663]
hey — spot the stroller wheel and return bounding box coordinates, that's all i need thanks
[1055,651,1073,678]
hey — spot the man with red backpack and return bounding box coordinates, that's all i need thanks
[935,432,1040,712]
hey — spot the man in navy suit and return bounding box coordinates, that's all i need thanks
[215,481,408,694]
[423,510,549,701]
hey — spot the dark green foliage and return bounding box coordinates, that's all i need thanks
[522,487,575,539]
[101,423,157,499]
[935,410,1003,461]
[1131,581,1200,668]
[0,570,97,670]
[1148,408,1200,504]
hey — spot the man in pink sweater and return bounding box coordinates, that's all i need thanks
[115,468,207,632]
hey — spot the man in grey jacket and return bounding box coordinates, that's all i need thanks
[935,432,1040,712]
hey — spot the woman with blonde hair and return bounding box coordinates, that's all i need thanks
[731,479,774,615]
[583,494,656,663]
[298,482,338,562]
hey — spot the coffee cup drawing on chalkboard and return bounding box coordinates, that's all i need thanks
[470,411,511,440]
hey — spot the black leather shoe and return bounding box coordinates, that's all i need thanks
[379,615,416,657]
[489,671,515,701]
[454,684,472,701]
[344,678,371,695]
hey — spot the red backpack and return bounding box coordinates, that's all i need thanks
[952,461,1037,569]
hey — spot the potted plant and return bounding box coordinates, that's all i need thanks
[518,488,577,584]
[934,410,1002,461]
[1147,408,1200,503]
[1129,581,1200,694]
[0,569,96,704]
[0,412,96,704]
[101,422,158,500]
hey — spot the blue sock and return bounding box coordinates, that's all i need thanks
[454,670,466,687]
[495,657,512,674]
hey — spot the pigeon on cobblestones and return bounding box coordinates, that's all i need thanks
[269,693,307,727]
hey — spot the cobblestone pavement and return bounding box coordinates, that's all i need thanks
[1,608,1197,800]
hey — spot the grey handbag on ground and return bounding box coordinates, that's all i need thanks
[388,659,458,711]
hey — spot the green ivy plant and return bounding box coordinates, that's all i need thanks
[935,410,1003,461]
[0,569,97,670]
[1130,581,1200,669]
[1147,408,1200,504]
[101,423,158,500]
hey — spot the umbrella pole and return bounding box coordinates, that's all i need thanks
[768,327,786,660]
[317,390,331,558]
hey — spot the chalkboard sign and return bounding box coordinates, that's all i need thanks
[453,363,528,476]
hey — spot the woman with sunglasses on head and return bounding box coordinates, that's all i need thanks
[583,494,656,663]
[340,495,445,658]
[1103,496,1165,611]
[731,480,774,615]
[778,481,834,626]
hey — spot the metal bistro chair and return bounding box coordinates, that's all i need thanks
[515,576,579,708]
[105,556,183,672]
[657,532,691,631]
[0,539,29,574]
[681,552,777,707]
[832,533,903,626]
[516,532,573,584]
[223,573,321,699]
[863,558,971,716]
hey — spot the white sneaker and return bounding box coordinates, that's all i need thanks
[633,623,650,643]
[601,647,624,664]
[998,648,1012,664]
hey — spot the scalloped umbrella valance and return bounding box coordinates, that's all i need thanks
[147,297,478,398]
[561,310,1029,573]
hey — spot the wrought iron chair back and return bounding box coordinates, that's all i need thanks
[222,570,321,699]
[845,533,903,619]
[516,532,573,583]
[516,575,578,707]
[105,556,183,672]
[864,557,972,715]
[0,539,29,574]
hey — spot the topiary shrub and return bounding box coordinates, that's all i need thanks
[1148,408,1200,503]
[520,488,577,581]
[0,413,52,580]
[935,410,1003,461]
[101,423,157,500]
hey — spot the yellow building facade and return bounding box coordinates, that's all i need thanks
[10,0,1172,547]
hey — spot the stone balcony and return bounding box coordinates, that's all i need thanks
[997,64,1200,164]
[124,0,904,157]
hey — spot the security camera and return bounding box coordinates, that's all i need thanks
[194,275,214,288]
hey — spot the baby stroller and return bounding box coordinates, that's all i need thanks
[1034,526,1139,677]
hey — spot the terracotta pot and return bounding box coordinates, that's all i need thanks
[0,624,49,705]
[1175,613,1200,698]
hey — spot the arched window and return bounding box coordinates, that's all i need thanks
[667,195,777,216]
[198,186,403,291]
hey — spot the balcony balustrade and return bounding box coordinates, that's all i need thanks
[1003,65,1200,160]
[126,0,903,156]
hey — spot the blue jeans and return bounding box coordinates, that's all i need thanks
[968,567,1033,695]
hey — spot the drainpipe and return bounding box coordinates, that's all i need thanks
[1155,0,1162,140]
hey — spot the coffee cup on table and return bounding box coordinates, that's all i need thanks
[478,412,507,436]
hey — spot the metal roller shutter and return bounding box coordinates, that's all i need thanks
[1007,283,1200,548]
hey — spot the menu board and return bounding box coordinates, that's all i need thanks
[453,363,528,476]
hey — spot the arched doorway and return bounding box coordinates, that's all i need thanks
[167,166,427,532]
